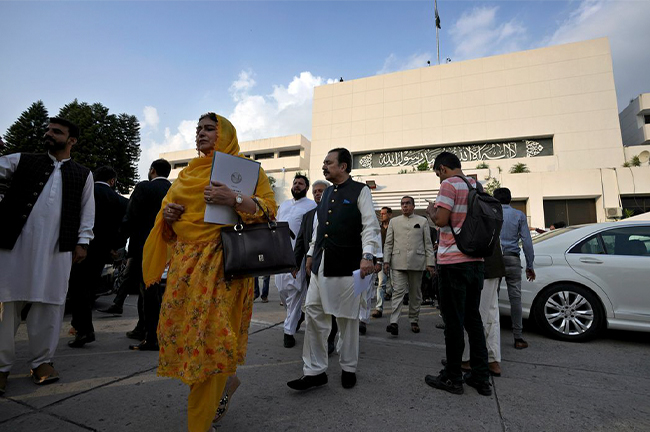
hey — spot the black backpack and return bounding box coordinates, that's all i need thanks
[450,176,503,257]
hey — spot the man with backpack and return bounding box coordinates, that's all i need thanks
[424,152,493,397]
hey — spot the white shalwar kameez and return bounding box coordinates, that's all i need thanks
[302,187,379,375]
[0,153,94,372]
[274,197,316,336]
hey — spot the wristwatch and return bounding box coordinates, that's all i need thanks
[235,193,244,206]
[362,253,374,261]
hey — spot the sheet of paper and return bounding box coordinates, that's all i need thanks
[204,152,260,225]
[353,269,373,297]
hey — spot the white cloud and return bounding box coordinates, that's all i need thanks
[138,119,195,179]
[135,70,334,179]
[450,6,527,61]
[544,0,650,109]
[377,52,433,75]
[228,70,334,141]
[140,105,160,130]
[229,70,257,102]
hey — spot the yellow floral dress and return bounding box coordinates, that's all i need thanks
[157,235,252,385]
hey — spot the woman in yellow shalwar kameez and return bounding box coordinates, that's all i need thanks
[142,113,276,432]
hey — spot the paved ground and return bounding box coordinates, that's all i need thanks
[2,280,650,432]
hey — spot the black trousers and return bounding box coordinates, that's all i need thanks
[437,261,489,384]
[141,281,165,344]
[69,247,106,335]
[123,255,164,343]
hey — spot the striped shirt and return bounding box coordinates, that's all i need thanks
[434,176,483,265]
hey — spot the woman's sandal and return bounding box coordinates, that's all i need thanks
[213,375,241,424]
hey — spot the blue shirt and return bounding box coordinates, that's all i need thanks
[500,205,534,269]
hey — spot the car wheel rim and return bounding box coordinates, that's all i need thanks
[544,291,594,336]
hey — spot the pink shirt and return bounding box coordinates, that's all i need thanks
[434,176,483,265]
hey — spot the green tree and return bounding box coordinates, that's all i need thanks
[417,161,429,171]
[484,177,501,195]
[1,101,49,156]
[58,100,141,193]
[510,163,530,174]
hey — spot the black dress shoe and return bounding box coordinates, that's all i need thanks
[287,373,328,390]
[359,322,366,335]
[284,333,296,348]
[463,372,492,396]
[386,323,398,336]
[68,332,96,348]
[425,371,464,395]
[129,341,160,351]
[126,329,146,341]
[341,371,356,389]
[97,304,123,315]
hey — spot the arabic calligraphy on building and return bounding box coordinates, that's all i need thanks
[353,138,553,169]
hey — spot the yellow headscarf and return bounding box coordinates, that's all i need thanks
[142,114,275,287]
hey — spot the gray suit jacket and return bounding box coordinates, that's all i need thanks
[384,214,435,271]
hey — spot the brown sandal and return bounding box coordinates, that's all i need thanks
[411,323,420,333]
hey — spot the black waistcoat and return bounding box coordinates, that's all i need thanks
[312,177,367,277]
[0,153,91,252]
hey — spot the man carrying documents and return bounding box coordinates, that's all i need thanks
[287,148,379,391]
[274,174,316,349]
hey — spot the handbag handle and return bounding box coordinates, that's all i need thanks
[233,197,276,232]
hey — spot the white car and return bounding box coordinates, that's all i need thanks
[498,221,650,341]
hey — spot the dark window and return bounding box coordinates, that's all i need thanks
[173,162,188,169]
[254,152,274,160]
[543,199,597,227]
[645,114,650,124]
[600,226,650,256]
[279,149,300,158]
[621,195,650,218]
[511,200,527,216]
[569,235,605,254]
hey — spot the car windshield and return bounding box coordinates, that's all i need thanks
[532,226,576,244]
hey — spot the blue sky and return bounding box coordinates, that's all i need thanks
[2,0,649,178]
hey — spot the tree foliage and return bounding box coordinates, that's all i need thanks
[1,101,49,156]
[476,162,489,169]
[2,100,142,193]
[58,100,141,193]
[510,163,530,174]
[484,177,501,195]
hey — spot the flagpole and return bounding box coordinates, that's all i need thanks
[435,0,440,65]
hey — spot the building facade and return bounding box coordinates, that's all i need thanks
[309,37,649,228]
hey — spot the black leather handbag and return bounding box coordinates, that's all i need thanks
[221,199,296,280]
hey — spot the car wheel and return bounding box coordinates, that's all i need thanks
[533,284,604,342]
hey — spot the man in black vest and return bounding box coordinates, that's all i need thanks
[98,159,171,351]
[68,166,128,348]
[0,118,94,394]
[287,148,380,391]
